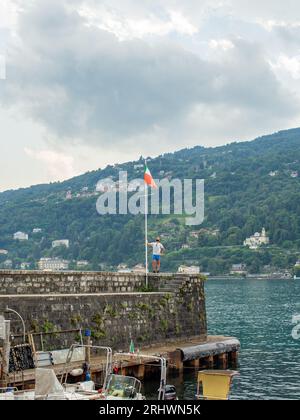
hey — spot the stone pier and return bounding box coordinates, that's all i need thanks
[0,271,207,351]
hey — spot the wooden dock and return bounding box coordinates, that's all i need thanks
[6,335,240,389]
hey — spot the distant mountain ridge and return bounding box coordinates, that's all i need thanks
[1,127,300,275]
[1,127,300,198]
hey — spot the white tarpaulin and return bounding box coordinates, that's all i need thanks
[35,368,65,398]
[0,315,5,340]
[51,348,85,365]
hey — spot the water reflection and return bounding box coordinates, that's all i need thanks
[144,279,300,400]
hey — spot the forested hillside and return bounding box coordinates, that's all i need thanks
[1,128,300,274]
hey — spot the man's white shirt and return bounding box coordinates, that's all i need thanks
[150,242,165,255]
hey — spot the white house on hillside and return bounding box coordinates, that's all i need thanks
[14,232,29,241]
[244,228,269,250]
[132,264,145,273]
[178,265,200,274]
[20,262,31,270]
[52,239,70,249]
[230,264,247,275]
[38,258,69,271]
[33,228,42,234]
[77,260,89,268]
[3,259,12,269]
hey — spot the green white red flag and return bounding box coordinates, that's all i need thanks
[144,164,157,189]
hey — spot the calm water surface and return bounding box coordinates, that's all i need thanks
[145,279,300,400]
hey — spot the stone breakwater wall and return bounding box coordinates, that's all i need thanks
[0,271,207,351]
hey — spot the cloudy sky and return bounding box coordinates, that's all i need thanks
[1,0,300,191]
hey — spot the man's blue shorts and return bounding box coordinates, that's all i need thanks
[152,255,161,261]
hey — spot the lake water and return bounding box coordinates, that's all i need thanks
[145,279,300,400]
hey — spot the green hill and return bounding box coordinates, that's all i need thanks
[1,128,300,275]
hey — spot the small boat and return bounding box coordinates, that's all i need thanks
[0,369,102,400]
[0,344,177,400]
[0,344,112,400]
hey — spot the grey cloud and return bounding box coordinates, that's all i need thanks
[272,25,300,51]
[3,0,215,140]
[230,0,300,22]
[212,39,294,115]
[85,0,300,26]
[1,0,298,150]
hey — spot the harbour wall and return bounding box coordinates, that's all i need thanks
[0,271,207,351]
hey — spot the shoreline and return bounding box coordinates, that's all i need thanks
[207,276,295,281]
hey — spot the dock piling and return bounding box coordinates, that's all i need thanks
[218,353,228,369]
[0,321,10,388]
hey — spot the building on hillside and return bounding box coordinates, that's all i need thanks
[294,260,300,267]
[269,171,279,177]
[66,190,72,200]
[38,258,69,271]
[200,228,220,236]
[178,265,200,274]
[190,231,201,239]
[131,264,145,273]
[230,264,247,275]
[32,228,42,234]
[244,228,270,250]
[117,268,131,274]
[2,260,13,269]
[260,270,293,280]
[165,222,178,229]
[20,262,31,270]
[117,263,128,270]
[134,164,144,171]
[190,228,219,239]
[160,233,171,239]
[96,177,114,192]
[0,249,8,255]
[52,239,70,249]
[291,171,299,178]
[181,244,190,250]
[13,232,29,241]
[76,260,89,268]
[117,263,131,273]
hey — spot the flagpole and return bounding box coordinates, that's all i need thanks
[145,166,148,288]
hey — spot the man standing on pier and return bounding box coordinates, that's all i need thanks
[148,237,165,273]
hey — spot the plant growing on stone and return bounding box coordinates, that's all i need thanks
[92,313,104,327]
[160,319,168,332]
[70,314,83,326]
[104,304,118,318]
[30,320,39,333]
[92,330,106,340]
[135,302,151,311]
[42,320,55,334]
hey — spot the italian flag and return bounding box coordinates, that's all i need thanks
[144,163,157,189]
